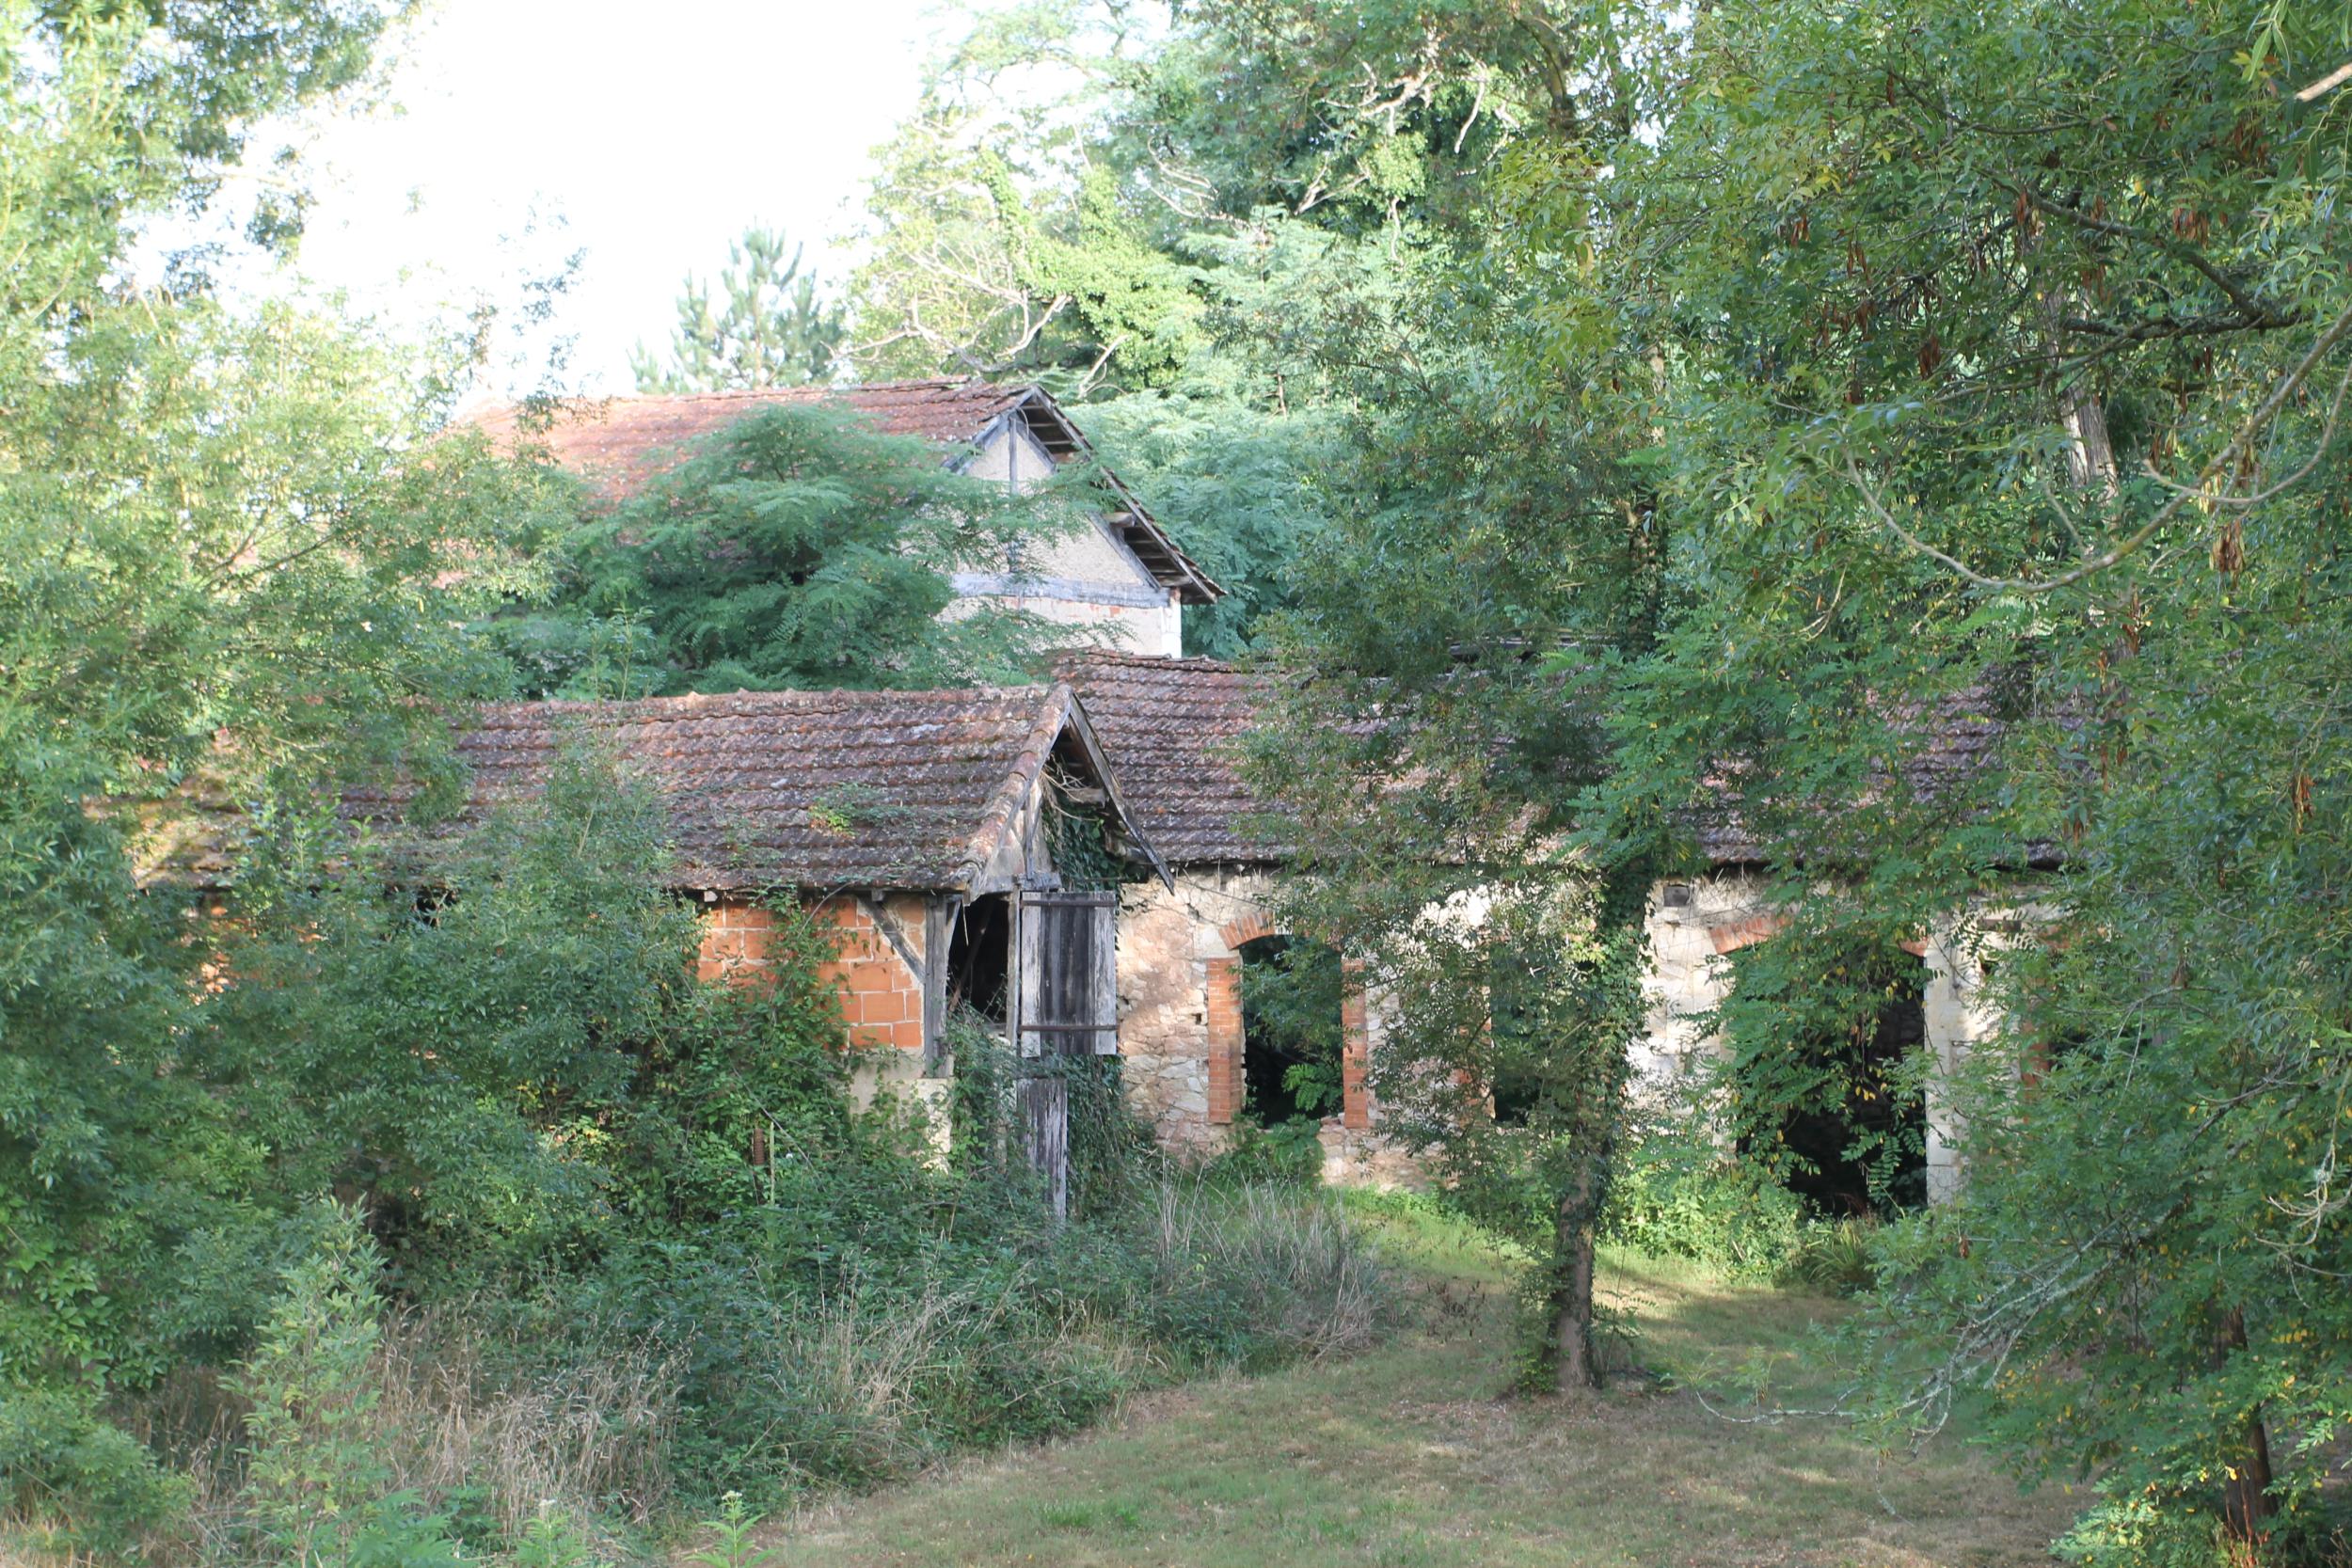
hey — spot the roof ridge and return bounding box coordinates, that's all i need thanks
[531,378,999,411]
[476,683,1060,724]
[1064,650,1243,673]
[953,682,1074,890]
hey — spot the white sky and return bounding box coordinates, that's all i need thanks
[287,0,961,395]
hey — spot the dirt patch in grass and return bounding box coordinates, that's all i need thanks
[723,1207,2075,1568]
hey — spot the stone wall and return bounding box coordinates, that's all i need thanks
[1636,871,2037,1202]
[1634,870,1778,1104]
[1115,867,1278,1151]
[1917,909,2042,1202]
[1115,862,2029,1202]
[1114,866,1400,1174]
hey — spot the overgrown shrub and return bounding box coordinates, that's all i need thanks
[1599,1127,1805,1278]
[1126,1180,1388,1367]
[6,753,1397,1560]
[1779,1217,1880,1297]
[1200,1117,1327,1187]
[2053,1483,2241,1568]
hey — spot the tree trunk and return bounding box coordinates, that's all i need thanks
[2217,1307,2275,1550]
[1541,869,1650,1397]
[2059,381,2119,494]
[1550,1147,1606,1392]
[2025,217,2120,497]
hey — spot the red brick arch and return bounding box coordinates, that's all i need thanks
[1220,910,1279,952]
[1206,914,1370,1132]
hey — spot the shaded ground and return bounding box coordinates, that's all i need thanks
[746,1201,2074,1568]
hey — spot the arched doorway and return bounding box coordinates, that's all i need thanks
[1237,934,1346,1126]
[1775,949,1930,1214]
[1205,913,1371,1133]
[1719,929,1931,1217]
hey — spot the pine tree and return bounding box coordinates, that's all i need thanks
[630,226,846,391]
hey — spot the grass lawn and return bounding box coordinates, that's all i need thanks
[745,1196,2076,1568]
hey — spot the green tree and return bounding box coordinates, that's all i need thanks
[1484,0,2352,1551]
[1242,245,1670,1392]
[0,2,568,1533]
[498,401,1084,696]
[630,225,846,392]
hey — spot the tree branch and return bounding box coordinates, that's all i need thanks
[1846,299,2352,594]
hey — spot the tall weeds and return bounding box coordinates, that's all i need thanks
[161,1305,680,1564]
[37,1177,1389,1563]
[1137,1180,1389,1364]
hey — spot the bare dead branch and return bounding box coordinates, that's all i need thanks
[2296,58,2352,100]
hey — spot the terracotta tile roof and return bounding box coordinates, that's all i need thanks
[1057,652,1285,865]
[1688,684,2023,865]
[343,684,1085,893]
[461,379,1031,500]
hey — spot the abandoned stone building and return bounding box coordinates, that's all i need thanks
[141,375,2020,1214]
[435,376,2020,1207]
[343,680,1168,1213]
[1054,648,2023,1206]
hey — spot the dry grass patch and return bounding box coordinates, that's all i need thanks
[739,1201,2075,1568]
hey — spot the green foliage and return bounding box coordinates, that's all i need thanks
[1077,388,1338,657]
[682,1493,783,1568]
[0,1388,188,1557]
[3,4,1409,1559]
[1710,925,1931,1217]
[509,1506,614,1568]
[980,158,1200,392]
[1778,1220,1880,1301]
[0,1,569,1539]
[1202,1118,1326,1187]
[1237,936,1345,1120]
[2052,1482,2241,1568]
[231,1204,465,1567]
[630,226,845,393]
[499,401,1078,696]
[1599,1130,1806,1281]
[1473,0,2352,1546]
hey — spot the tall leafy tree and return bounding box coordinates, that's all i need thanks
[630,225,846,391]
[848,1,1554,651]
[1484,0,2352,1552]
[498,402,1084,696]
[1238,120,1675,1398]
[0,0,568,1527]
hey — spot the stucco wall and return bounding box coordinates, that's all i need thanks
[943,585,1182,657]
[950,421,1184,657]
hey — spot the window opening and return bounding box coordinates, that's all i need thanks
[1238,934,1345,1126]
[946,894,1012,1028]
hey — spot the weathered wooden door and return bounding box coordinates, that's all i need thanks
[1014,886,1118,1219]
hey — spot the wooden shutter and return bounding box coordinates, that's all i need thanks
[1013,887,1118,1222]
[1015,889,1119,1056]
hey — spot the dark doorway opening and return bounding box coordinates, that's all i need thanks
[946,894,1011,1027]
[1238,935,1345,1126]
[1773,952,1930,1216]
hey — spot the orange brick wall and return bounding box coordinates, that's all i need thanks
[1205,955,1242,1124]
[1339,957,1371,1131]
[696,895,927,1053]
